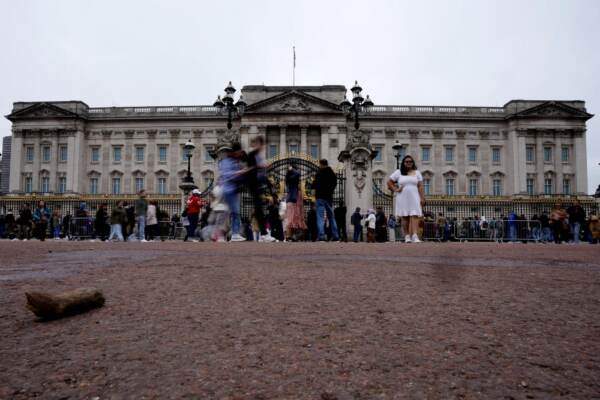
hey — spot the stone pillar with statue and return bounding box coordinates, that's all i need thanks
[338,128,376,231]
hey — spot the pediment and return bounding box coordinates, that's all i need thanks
[245,91,342,114]
[510,101,592,120]
[6,102,83,121]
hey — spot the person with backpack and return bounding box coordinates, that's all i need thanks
[350,207,363,242]
[313,159,339,241]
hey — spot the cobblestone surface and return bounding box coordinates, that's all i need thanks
[1,241,599,399]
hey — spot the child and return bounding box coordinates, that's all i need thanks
[51,209,62,240]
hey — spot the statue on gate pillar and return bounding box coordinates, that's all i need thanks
[338,128,376,210]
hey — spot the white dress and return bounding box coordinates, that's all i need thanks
[389,169,423,217]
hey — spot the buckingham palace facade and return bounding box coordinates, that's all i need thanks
[3,84,593,201]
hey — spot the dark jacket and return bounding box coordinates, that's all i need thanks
[18,208,32,225]
[286,169,301,203]
[350,211,362,227]
[135,197,148,217]
[313,166,337,203]
[567,205,586,224]
[110,207,128,225]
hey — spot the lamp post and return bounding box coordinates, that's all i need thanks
[392,140,404,170]
[340,81,374,130]
[179,139,197,209]
[213,81,247,131]
[183,139,195,184]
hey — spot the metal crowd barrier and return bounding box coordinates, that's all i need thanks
[68,217,96,240]
[455,219,542,243]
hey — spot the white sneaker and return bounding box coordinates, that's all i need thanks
[411,234,421,243]
[230,234,246,242]
[140,239,148,243]
[404,235,412,243]
[260,234,276,242]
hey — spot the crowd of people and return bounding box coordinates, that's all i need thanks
[0,145,598,244]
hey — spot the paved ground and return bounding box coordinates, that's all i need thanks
[0,241,599,400]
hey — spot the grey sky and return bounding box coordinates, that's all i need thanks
[1,0,598,193]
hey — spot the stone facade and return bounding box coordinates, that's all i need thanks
[0,136,11,194]
[4,85,593,205]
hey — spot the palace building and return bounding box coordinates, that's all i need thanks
[3,84,594,205]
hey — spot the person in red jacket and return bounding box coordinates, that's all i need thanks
[185,189,206,241]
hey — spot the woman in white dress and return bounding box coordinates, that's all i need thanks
[387,155,426,243]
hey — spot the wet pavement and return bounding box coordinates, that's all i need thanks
[0,241,599,399]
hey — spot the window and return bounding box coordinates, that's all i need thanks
[203,145,214,162]
[374,177,383,189]
[544,178,553,195]
[561,146,570,163]
[423,178,431,195]
[310,144,319,160]
[112,177,121,194]
[181,146,188,162]
[58,177,67,193]
[90,178,99,195]
[492,179,503,196]
[135,146,145,162]
[374,145,383,162]
[445,146,454,162]
[527,178,535,195]
[41,176,50,193]
[26,146,34,162]
[288,143,299,154]
[543,147,552,163]
[445,178,455,195]
[158,177,167,194]
[25,177,32,193]
[492,147,501,163]
[59,145,68,162]
[91,147,100,162]
[563,178,571,194]
[468,179,478,196]
[421,147,430,162]
[526,146,535,163]
[468,147,477,163]
[113,146,122,162]
[268,144,278,159]
[135,177,144,192]
[159,145,168,162]
[42,146,51,162]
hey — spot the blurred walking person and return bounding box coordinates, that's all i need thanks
[32,201,51,241]
[313,159,339,241]
[366,209,376,243]
[219,142,246,241]
[109,201,127,242]
[247,136,276,242]
[285,163,307,241]
[135,190,148,242]
[146,200,158,241]
[184,189,205,241]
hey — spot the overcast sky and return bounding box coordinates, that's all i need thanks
[1,0,598,193]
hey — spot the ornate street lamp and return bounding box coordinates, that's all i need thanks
[214,81,247,130]
[340,81,374,130]
[179,139,197,207]
[392,140,404,170]
[183,139,195,184]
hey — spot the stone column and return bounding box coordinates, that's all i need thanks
[279,125,287,156]
[124,130,135,193]
[8,130,23,192]
[535,132,544,194]
[574,129,587,194]
[554,131,563,194]
[66,131,78,193]
[432,130,443,194]
[456,130,466,194]
[300,125,308,154]
[339,129,375,235]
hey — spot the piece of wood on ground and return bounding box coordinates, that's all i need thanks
[26,288,105,320]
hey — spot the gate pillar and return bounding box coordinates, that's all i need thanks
[338,129,376,219]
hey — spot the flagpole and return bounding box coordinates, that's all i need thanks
[293,46,296,86]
